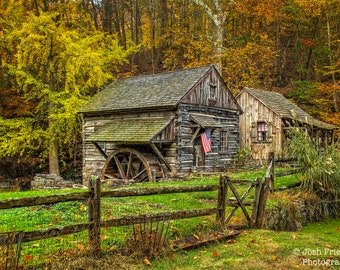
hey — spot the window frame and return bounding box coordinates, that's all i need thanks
[257,121,268,142]
[251,121,273,143]
[209,84,217,99]
[219,130,228,154]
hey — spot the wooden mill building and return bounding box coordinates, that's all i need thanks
[79,65,242,183]
[236,87,338,161]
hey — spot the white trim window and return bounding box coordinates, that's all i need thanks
[257,122,268,142]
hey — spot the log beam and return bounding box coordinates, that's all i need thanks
[149,142,172,171]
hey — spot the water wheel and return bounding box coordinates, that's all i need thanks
[101,147,164,183]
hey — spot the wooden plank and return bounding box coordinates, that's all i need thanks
[216,175,227,227]
[0,192,89,210]
[254,177,271,228]
[190,127,201,143]
[227,179,259,185]
[102,208,217,227]
[92,142,108,159]
[149,142,172,171]
[0,224,90,245]
[113,155,126,179]
[251,178,262,223]
[88,176,101,255]
[170,229,241,250]
[225,181,255,226]
[100,185,219,198]
[126,152,133,178]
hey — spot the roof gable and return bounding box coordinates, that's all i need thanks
[238,87,338,130]
[79,65,214,114]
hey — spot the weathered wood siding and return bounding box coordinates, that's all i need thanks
[82,111,176,178]
[181,68,239,110]
[237,91,283,160]
[177,104,240,174]
[82,66,241,181]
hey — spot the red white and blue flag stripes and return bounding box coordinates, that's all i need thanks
[200,130,211,154]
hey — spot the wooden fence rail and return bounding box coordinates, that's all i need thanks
[0,177,224,251]
[0,173,272,256]
[0,185,220,210]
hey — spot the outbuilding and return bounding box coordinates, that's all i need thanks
[236,87,338,161]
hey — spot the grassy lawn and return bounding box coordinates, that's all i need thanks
[46,218,340,269]
[1,168,315,269]
[131,218,340,270]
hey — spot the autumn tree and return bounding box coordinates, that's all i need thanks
[190,0,233,72]
[0,1,136,175]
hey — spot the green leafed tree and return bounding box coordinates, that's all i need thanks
[1,2,137,175]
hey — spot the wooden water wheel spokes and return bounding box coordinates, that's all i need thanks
[101,147,155,183]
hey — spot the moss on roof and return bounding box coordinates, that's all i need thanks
[242,87,338,130]
[79,65,213,114]
[86,117,173,143]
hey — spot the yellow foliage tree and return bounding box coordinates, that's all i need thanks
[1,2,137,175]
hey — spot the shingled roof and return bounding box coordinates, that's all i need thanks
[86,117,173,143]
[79,65,214,114]
[241,87,338,130]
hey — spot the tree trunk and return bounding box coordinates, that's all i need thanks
[326,17,339,113]
[48,98,60,176]
[49,137,60,176]
[48,35,60,176]
[191,0,229,73]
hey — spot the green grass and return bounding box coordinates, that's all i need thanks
[132,218,340,270]
[46,218,340,269]
[0,168,303,268]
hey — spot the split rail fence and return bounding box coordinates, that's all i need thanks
[0,173,271,268]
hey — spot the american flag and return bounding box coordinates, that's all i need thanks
[201,130,211,154]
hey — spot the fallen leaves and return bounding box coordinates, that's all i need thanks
[143,258,152,266]
[76,244,85,251]
[227,239,236,244]
[23,254,33,261]
[212,249,220,257]
[167,253,175,259]
[247,239,255,247]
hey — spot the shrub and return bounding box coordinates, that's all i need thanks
[286,130,340,216]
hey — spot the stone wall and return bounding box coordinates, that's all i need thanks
[263,197,331,231]
[228,157,262,172]
[31,174,75,190]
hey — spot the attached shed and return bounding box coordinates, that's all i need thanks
[79,65,242,184]
[236,87,338,161]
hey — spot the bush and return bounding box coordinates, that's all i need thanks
[286,130,340,216]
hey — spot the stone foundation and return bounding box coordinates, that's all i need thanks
[31,174,74,190]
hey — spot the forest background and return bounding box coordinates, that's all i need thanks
[0,0,339,181]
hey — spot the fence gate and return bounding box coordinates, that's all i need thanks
[224,174,271,228]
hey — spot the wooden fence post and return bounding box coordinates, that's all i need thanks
[216,175,227,228]
[251,177,262,226]
[269,152,275,193]
[88,175,101,255]
[254,177,270,228]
